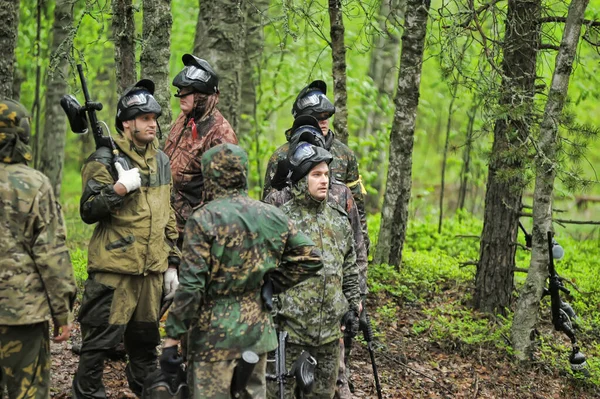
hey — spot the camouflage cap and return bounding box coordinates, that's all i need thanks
[0,98,31,143]
[201,143,248,190]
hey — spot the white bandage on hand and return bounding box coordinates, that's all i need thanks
[115,163,141,193]
[164,268,179,300]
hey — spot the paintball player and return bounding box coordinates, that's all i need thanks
[262,80,369,251]
[160,143,323,398]
[164,54,238,248]
[73,80,181,398]
[0,98,77,398]
[264,115,368,398]
[266,143,361,398]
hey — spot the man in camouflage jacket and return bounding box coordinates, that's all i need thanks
[0,98,77,399]
[262,81,369,251]
[73,81,181,398]
[163,143,323,398]
[266,143,361,398]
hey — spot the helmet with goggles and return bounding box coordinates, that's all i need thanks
[291,80,335,120]
[289,142,333,183]
[115,79,162,132]
[288,115,326,156]
[173,54,219,95]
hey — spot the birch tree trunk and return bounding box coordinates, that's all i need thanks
[474,0,541,314]
[112,0,137,93]
[511,0,589,361]
[141,0,172,144]
[0,0,20,98]
[38,0,73,196]
[374,0,431,267]
[328,0,349,144]
[194,0,245,134]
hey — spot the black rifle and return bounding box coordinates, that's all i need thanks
[266,330,316,399]
[358,309,383,399]
[544,231,587,374]
[61,64,129,170]
[231,351,260,398]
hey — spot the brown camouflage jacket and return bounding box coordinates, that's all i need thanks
[264,181,368,295]
[165,144,323,361]
[164,107,238,237]
[0,160,76,326]
[262,129,369,250]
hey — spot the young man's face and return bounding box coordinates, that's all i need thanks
[123,113,158,146]
[316,113,330,136]
[307,162,329,201]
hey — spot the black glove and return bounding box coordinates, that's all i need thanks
[341,309,360,338]
[271,158,291,190]
[160,346,183,376]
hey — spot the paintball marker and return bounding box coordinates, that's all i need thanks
[266,330,317,399]
[231,351,260,398]
[544,231,587,374]
[355,308,383,399]
[61,64,129,170]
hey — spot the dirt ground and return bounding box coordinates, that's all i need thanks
[49,287,600,398]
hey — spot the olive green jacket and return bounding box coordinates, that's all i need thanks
[80,134,181,275]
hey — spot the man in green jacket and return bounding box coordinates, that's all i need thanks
[0,98,77,399]
[73,80,181,398]
[267,142,361,398]
[162,143,323,398]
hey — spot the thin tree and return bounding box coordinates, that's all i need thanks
[112,0,136,93]
[374,0,432,267]
[194,0,246,134]
[511,0,590,360]
[38,0,74,196]
[141,0,172,143]
[474,0,541,314]
[0,0,20,98]
[328,0,349,144]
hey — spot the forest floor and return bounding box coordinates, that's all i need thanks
[49,282,599,399]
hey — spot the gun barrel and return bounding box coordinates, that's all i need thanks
[231,351,259,398]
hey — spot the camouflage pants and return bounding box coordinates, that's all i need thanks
[0,323,50,399]
[73,272,163,399]
[267,340,339,399]
[188,353,267,399]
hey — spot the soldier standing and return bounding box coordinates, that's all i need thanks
[72,80,181,398]
[0,98,77,398]
[266,143,361,398]
[164,54,238,248]
[161,143,323,398]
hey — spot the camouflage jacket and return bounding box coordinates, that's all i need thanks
[264,181,368,295]
[276,178,360,346]
[0,161,76,326]
[80,133,181,275]
[165,144,323,361]
[163,107,238,236]
[262,129,369,250]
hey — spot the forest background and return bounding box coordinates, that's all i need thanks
[3,0,600,397]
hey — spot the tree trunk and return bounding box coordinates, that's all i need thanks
[32,0,43,168]
[474,0,541,314]
[194,0,245,134]
[512,0,589,361]
[457,100,479,211]
[38,0,73,196]
[0,0,20,98]
[112,0,137,93]
[374,0,431,267]
[328,0,349,144]
[141,0,172,145]
[438,80,459,233]
[364,0,402,212]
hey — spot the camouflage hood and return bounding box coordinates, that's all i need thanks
[201,143,248,201]
[291,176,327,211]
[0,99,33,164]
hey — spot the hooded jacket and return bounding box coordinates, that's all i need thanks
[165,143,323,361]
[0,101,76,326]
[80,133,181,275]
[164,94,238,236]
[276,178,360,346]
